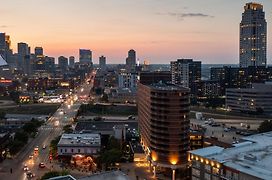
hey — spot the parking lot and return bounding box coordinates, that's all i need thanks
[191,117,262,144]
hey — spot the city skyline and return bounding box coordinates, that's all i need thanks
[1,0,272,64]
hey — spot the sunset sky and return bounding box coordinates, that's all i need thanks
[1,0,272,64]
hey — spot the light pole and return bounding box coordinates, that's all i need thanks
[172,169,176,180]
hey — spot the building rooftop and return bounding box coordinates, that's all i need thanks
[189,146,224,157]
[48,175,76,180]
[227,83,272,92]
[149,82,189,91]
[190,132,272,179]
[75,121,138,133]
[78,171,130,180]
[58,133,101,147]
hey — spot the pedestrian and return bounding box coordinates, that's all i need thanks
[10,168,12,174]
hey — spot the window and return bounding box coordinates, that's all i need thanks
[193,160,200,168]
[65,149,67,153]
[233,173,238,180]
[212,176,219,180]
[212,167,219,175]
[204,173,211,180]
[192,168,200,177]
[226,170,232,179]
[71,149,74,153]
[78,149,80,153]
[192,176,199,180]
[60,149,62,153]
[205,164,211,172]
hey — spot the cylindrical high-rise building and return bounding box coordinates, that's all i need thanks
[138,82,190,179]
[240,2,267,67]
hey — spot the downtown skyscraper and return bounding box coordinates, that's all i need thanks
[240,2,267,68]
[170,59,201,97]
[79,49,92,64]
[126,49,136,72]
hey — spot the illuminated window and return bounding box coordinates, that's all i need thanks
[205,164,211,172]
[212,167,219,175]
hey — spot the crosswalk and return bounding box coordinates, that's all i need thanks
[40,126,62,131]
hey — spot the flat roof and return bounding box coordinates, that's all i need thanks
[227,83,272,92]
[48,175,76,180]
[58,133,101,147]
[189,146,224,157]
[75,121,138,133]
[190,132,272,179]
[78,171,130,180]
[149,82,190,91]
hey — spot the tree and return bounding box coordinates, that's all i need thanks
[14,131,29,143]
[0,111,6,119]
[100,93,108,103]
[100,148,122,169]
[95,88,103,95]
[23,118,43,134]
[9,91,20,103]
[8,140,25,155]
[258,120,272,133]
[23,122,36,134]
[256,107,264,115]
[93,116,103,121]
[50,136,61,158]
[63,125,73,133]
[108,137,121,150]
[21,77,28,83]
[98,137,123,169]
[41,170,69,180]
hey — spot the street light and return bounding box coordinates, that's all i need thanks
[172,169,176,180]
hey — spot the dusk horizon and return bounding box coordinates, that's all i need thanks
[1,0,272,64]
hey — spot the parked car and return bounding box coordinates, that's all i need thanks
[224,128,230,132]
[211,123,220,127]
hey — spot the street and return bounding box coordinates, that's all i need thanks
[0,73,95,180]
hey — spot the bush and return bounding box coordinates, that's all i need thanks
[258,120,272,133]
[23,118,43,134]
[8,140,25,155]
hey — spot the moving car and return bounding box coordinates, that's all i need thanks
[39,162,46,168]
[23,165,29,171]
[26,171,35,178]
